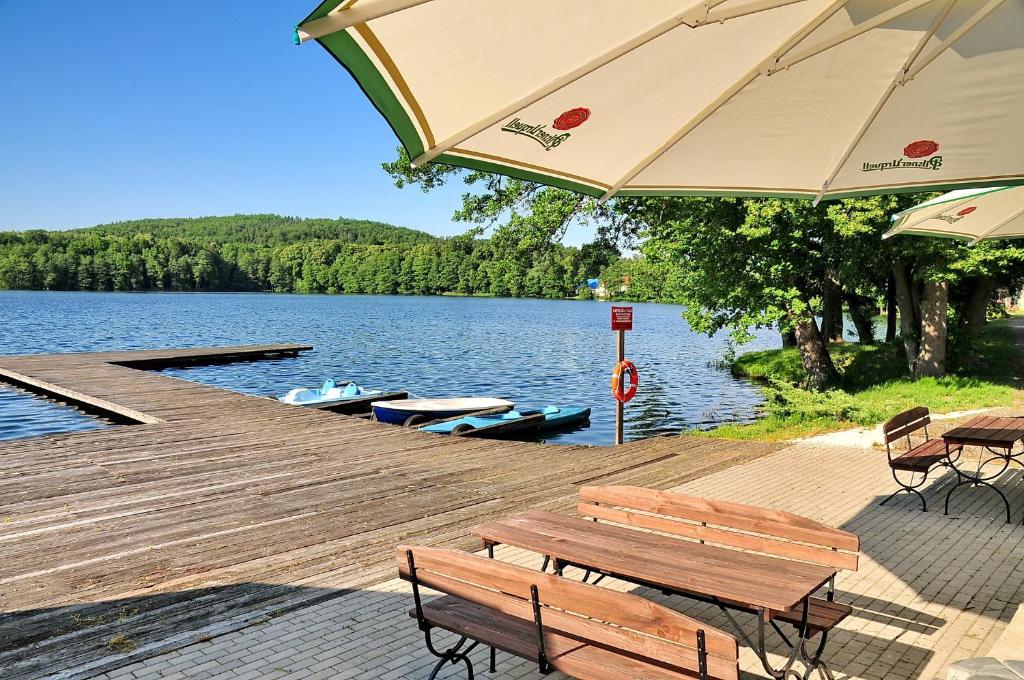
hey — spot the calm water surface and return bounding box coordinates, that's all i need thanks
[0,291,779,444]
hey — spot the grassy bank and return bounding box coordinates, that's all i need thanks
[701,318,1022,441]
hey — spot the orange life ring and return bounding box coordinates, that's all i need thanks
[610,360,639,403]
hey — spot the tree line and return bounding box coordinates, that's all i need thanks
[384,148,1024,388]
[0,214,616,298]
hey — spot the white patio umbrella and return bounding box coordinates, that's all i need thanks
[884,185,1024,242]
[295,0,1024,203]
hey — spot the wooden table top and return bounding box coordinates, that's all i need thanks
[472,510,836,614]
[942,415,1024,448]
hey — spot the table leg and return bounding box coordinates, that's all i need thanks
[944,446,1012,523]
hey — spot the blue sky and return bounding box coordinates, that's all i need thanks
[0,1,593,242]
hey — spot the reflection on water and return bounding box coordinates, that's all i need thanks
[0,291,780,445]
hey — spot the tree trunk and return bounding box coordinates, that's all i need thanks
[892,261,920,373]
[965,276,995,331]
[885,274,897,343]
[790,309,839,391]
[916,280,949,378]
[820,274,844,343]
[845,293,876,345]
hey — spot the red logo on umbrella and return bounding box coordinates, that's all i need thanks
[903,140,939,159]
[552,107,591,131]
[957,206,977,216]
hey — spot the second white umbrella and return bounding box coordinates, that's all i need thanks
[885,186,1024,243]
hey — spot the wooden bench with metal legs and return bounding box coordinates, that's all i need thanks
[880,407,962,511]
[397,545,740,680]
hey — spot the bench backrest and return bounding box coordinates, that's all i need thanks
[397,545,739,680]
[578,486,859,572]
[883,407,930,446]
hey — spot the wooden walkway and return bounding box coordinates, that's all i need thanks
[0,345,782,680]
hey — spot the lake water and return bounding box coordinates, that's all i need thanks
[0,291,780,444]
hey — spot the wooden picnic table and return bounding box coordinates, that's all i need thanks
[472,509,840,679]
[942,415,1024,523]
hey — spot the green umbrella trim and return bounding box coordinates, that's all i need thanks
[435,153,606,197]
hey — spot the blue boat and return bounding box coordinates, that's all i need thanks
[420,406,591,437]
[371,397,514,426]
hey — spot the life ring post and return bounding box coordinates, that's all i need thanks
[615,328,625,445]
[609,306,635,446]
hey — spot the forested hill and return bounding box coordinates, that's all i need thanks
[0,214,630,299]
[81,214,435,246]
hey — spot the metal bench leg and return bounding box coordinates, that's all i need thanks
[711,599,801,680]
[408,550,480,680]
[799,630,832,680]
[756,611,803,679]
[880,470,928,511]
[424,633,479,680]
[489,646,496,673]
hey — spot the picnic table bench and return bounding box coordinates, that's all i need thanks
[397,546,740,680]
[880,407,962,511]
[472,486,860,679]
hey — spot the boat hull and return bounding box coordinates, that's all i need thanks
[420,406,591,437]
[538,406,591,431]
[371,398,514,425]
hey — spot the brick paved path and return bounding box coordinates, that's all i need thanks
[97,441,1024,680]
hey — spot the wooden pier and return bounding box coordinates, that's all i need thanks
[0,345,782,679]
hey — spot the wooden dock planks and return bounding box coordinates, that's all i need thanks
[0,344,780,680]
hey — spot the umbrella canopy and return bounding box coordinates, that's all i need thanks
[296,0,1024,202]
[884,185,1024,242]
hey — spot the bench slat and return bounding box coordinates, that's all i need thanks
[771,597,853,636]
[883,407,930,443]
[411,577,739,677]
[419,597,729,680]
[580,486,859,553]
[578,502,858,571]
[397,545,738,663]
[890,439,958,471]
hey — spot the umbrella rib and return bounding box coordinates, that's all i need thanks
[767,0,939,74]
[902,0,1007,83]
[969,205,1024,244]
[598,0,851,203]
[681,0,733,26]
[297,0,437,42]
[810,0,956,204]
[410,5,703,168]
[689,0,810,27]
[900,0,958,69]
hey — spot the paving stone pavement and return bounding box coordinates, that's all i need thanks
[94,441,1024,680]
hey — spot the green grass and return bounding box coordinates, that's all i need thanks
[699,319,1021,441]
